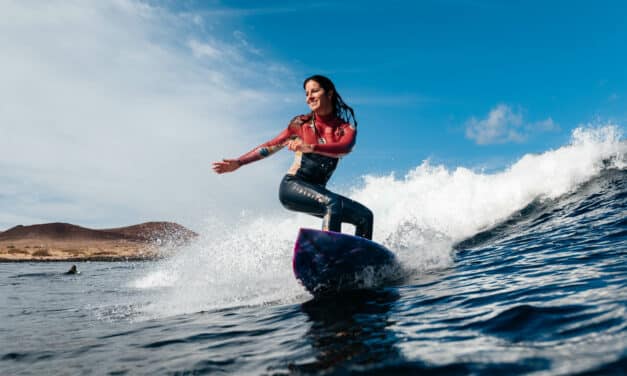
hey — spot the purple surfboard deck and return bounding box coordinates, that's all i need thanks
[293,228,399,297]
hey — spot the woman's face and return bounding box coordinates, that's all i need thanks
[305,80,334,115]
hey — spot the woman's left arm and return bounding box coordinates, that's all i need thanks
[311,125,356,157]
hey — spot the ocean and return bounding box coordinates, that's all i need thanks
[1,126,626,375]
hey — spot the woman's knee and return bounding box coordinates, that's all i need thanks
[365,207,374,222]
[325,194,343,216]
[278,188,291,208]
[278,182,293,209]
[359,206,374,226]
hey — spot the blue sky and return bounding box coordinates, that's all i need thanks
[183,0,627,173]
[1,0,625,229]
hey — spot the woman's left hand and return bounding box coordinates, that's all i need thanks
[286,139,314,153]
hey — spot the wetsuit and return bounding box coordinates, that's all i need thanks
[237,113,373,239]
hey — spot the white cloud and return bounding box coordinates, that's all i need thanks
[465,104,557,145]
[0,0,301,230]
[533,117,558,132]
[465,104,524,144]
[188,39,222,59]
[233,30,262,56]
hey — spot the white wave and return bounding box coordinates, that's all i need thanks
[130,215,318,317]
[353,125,625,267]
[129,125,625,317]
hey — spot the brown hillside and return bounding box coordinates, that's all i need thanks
[104,222,198,243]
[0,223,124,241]
[0,221,198,262]
[0,222,197,243]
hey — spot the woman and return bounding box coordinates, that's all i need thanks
[212,75,373,239]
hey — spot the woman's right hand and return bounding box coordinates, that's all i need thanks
[286,138,314,153]
[212,159,241,174]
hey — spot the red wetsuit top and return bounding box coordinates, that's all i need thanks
[237,113,356,185]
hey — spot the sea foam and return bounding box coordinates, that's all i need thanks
[354,125,625,269]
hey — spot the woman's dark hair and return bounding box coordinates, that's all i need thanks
[303,75,357,127]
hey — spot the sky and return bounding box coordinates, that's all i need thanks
[1,0,626,231]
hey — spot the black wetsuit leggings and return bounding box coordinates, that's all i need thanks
[279,175,373,239]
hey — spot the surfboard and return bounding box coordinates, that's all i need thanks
[293,228,400,297]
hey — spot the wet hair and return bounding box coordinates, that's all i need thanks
[303,75,357,127]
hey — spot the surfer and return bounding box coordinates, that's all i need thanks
[65,265,79,275]
[213,75,373,239]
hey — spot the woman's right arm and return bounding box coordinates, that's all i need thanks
[212,127,295,174]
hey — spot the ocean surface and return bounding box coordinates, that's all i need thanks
[1,127,626,375]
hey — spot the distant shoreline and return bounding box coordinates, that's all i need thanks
[0,222,197,262]
[0,256,158,263]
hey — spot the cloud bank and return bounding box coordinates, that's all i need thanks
[465,104,558,145]
[0,0,300,230]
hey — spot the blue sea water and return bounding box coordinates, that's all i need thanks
[1,129,626,375]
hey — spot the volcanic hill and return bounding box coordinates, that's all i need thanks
[0,222,197,261]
